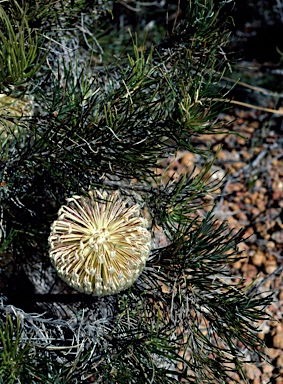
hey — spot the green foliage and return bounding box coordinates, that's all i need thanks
[0,312,31,383]
[104,210,270,383]
[0,0,46,89]
[0,1,273,383]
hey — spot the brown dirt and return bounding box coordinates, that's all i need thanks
[158,106,283,383]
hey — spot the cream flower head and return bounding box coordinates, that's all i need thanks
[48,189,151,296]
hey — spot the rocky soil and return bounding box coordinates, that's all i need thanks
[158,99,283,383]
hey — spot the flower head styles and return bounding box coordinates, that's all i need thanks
[49,189,151,296]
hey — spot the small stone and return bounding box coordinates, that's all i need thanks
[226,182,243,193]
[265,263,278,274]
[277,354,283,368]
[154,167,163,176]
[245,264,258,279]
[250,208,260,218]
[244,196,252,204]
[227,216,238,225]
[238,241,249,252]
[251,250,265,267]
[236,211,247,222]
[262,363,274,374]
[273,331,283,349]
[236,137,246,146]
[273,190,282,201]
[232,260,242,269]
[244,364,261,380]
[232,161,246,170]
[257,200,267,212]
[250,191,259,202]
[243,226,254,239]
[249,121,260,129]
[271,231,283,244]
[242,151,253,161]
[217,150,227,160]
[260,324,271,337]
[163,169,180,182]
[266,241,276,250]
[180,152,194,169]
[267,348,281,359]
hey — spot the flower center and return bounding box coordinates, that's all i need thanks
[95,227,109,244]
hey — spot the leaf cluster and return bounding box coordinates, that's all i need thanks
[0,0,46,90]
[101,209,271,383]
[0,1,274,383]
[0,312,32,384]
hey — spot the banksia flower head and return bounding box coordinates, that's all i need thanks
[49,189,151,296]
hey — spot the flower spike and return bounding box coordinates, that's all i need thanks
[49,189,151,296]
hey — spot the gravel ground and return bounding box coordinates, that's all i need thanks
[158,100,283,383]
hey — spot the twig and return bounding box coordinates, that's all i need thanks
[222,76,283,98]
[210,98,283,115]
[254,265,283,291]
